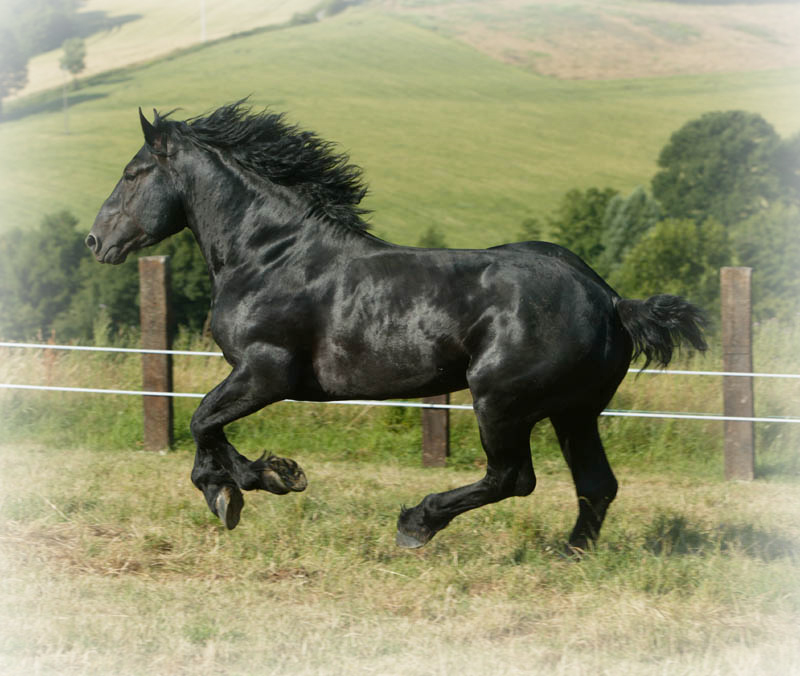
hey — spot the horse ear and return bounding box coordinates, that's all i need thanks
[139,107,165,152]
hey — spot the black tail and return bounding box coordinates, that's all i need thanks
[615,295,707,369]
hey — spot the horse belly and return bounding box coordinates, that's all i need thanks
[312,322,469,400]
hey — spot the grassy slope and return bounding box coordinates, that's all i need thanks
[1,8,798,248]
[392,0,800,80]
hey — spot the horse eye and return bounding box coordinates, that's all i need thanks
[124,172,136,181]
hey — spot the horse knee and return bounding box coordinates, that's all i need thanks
[493,465,536,498]
[190,411,219,445]
[189,412,206,442]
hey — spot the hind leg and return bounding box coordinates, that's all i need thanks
[397,400,537,548]
[550,411,618,552]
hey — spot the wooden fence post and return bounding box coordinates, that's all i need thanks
[139,256,173,451]
[720,267,754,481]
[422,394,450,467]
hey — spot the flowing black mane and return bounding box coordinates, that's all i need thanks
[155,101,371,231]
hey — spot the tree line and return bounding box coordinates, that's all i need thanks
[527,110,800,320]
[0,110,797,343]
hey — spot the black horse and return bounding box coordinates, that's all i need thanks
[86,102,706,552]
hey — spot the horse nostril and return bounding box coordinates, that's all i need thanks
[85,234,98,252]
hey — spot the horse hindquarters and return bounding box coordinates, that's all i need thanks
[395,261,623,550]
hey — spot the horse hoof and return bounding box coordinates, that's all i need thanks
[260,455,308,494]
[215,485,244,530]
[561,543,588,561]
[396,529,428,549]
[396,507,436,549]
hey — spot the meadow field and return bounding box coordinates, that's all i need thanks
[0,318,799,674]
[13,0,800,98]
[1,440,798,676]
[9,0,322,100]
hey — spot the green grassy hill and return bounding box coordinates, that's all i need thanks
[1,7,798,247]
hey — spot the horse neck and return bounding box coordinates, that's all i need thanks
[175,149,365,280]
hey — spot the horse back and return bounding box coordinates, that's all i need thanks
[308,240,626,400]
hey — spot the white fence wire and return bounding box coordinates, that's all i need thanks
[1,341,799,424]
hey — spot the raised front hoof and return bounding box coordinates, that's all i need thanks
[215,485,244,530]
[396,508,436,549]
[260,454,308,495]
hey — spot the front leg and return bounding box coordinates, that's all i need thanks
[190,360,307,529]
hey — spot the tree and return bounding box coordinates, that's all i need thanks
[550,187,618,264]
[515,217,543,242]
[773,132,800,204]
[652,111,788,226]
[55,254,141,341]
[417,225,448,248]
[612,217,732,314]
[0,0,86,118]
[59,36,85,133]
[0,208,211,341]
[0,29,28,118]
[11,0,79,56]
[0,211,86,339]
[731,201,800,320]
[60,36,85,85]
[597,187,661,278]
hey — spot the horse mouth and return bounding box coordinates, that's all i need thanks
[98,245,129,265]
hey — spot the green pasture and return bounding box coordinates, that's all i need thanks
[1,440,799,676]
[1,324,799,675]
[1,9,798,248]
[1,313,799,674]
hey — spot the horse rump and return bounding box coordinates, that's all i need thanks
[615,294,707,369]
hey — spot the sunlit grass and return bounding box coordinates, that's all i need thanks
[12,0,320,100]
[0,441,798,675]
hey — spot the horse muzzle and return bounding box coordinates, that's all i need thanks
[85,231,130,265]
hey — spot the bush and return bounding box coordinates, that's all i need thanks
[611,217,732,314]
[0,210,85,339]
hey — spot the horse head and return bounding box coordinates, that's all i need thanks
[85,109,187,264]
